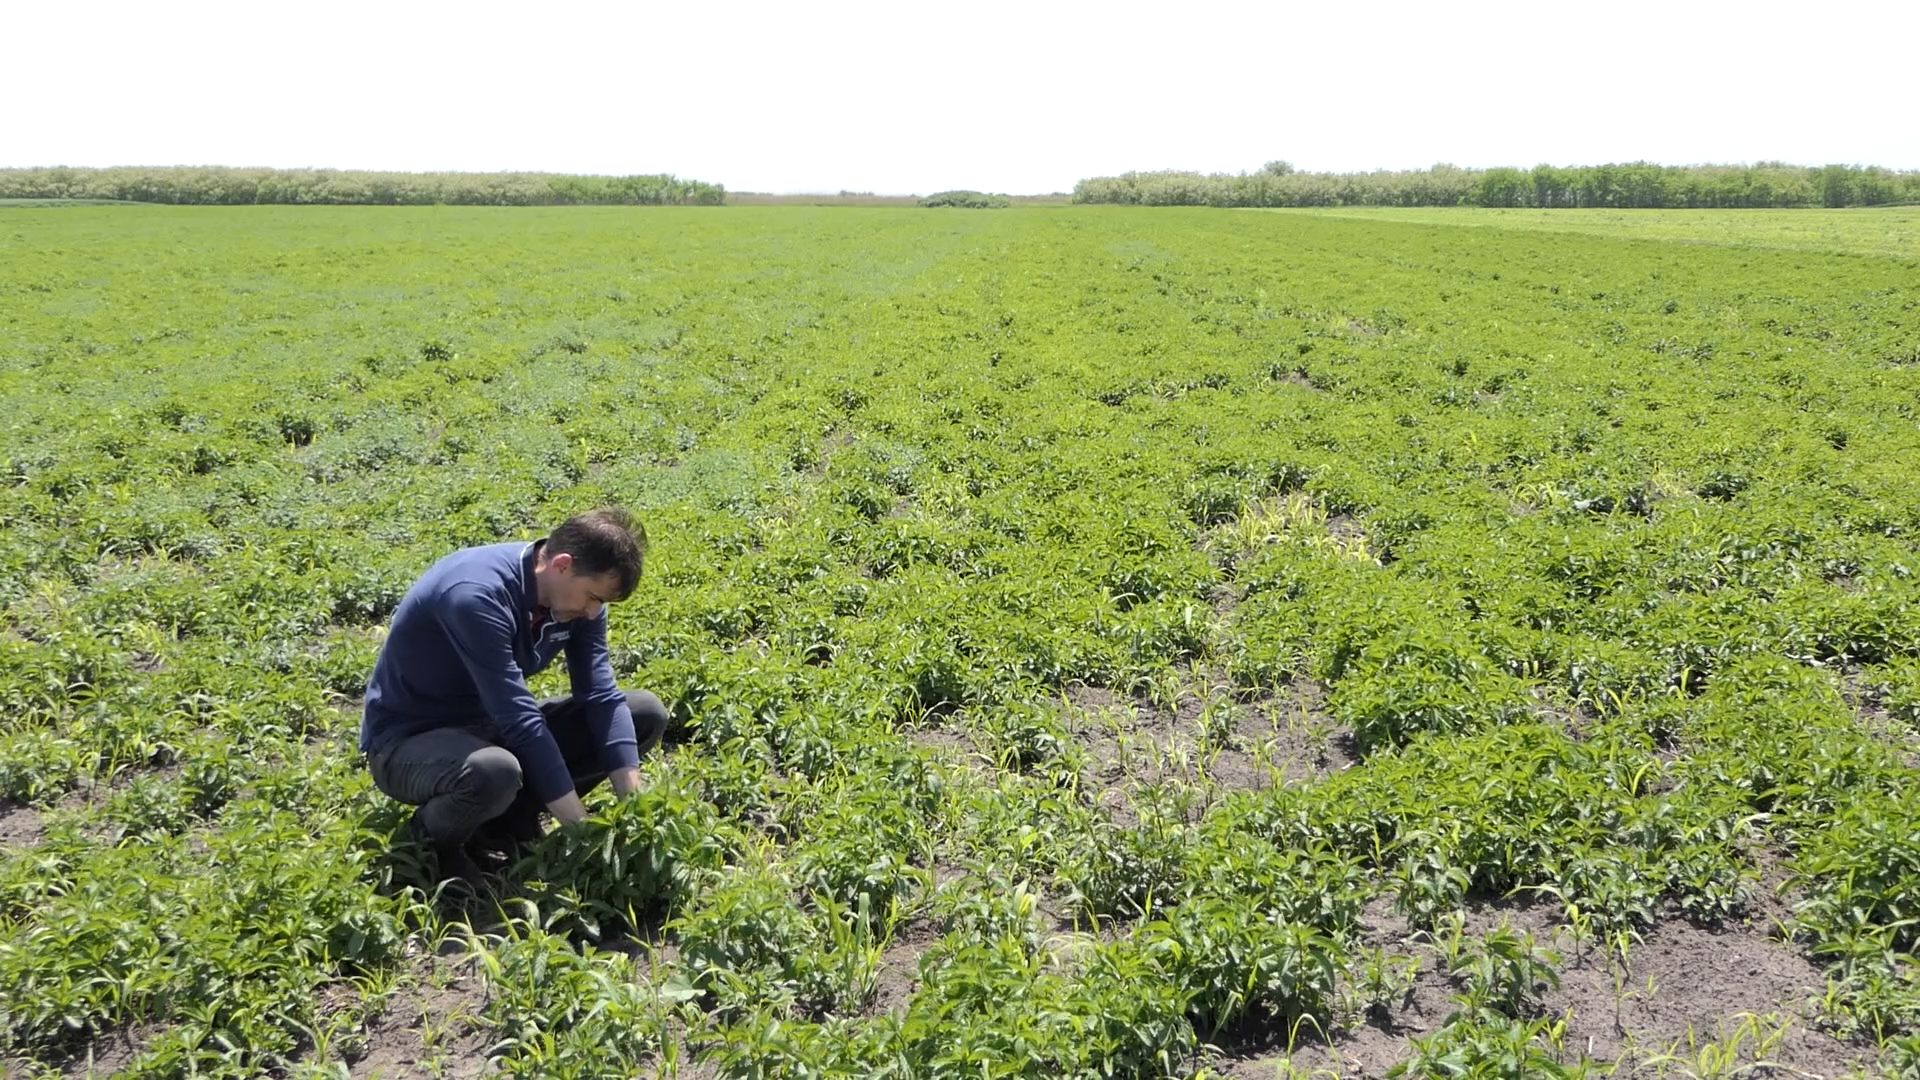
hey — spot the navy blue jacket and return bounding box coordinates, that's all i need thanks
[359,541,639,804]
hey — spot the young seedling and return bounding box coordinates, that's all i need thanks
[1635,1012,1795,1080]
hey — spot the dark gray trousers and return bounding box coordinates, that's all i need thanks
[368,689,668,844]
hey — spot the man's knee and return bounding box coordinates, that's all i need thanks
[458,746,524,816]
[625,689,668,754]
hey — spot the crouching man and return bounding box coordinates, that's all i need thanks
[359,507,669,889]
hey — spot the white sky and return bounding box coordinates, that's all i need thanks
[6,0,1916,195]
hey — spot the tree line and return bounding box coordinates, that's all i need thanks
[0,166,726,206]
[919,190,1012,208]
[1074,161,1920,209]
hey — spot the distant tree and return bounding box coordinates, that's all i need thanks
[920,190,1011,208]
[1530,165,1566,208]
[1820,165,1857,209]
[1471,168,1530,208]
[1071,161,1920,210]
[0,167,725,206]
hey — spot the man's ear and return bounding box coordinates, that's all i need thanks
[551,552,574,575]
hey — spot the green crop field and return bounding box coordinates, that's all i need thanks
[1275,205,1920,262]
[2,204,1919,1079]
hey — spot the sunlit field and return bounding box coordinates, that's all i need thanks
[1278,205,1920,261]
[2,204,1918,1078]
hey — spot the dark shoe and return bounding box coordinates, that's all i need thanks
[408,810,489,893]
[469,805,546,866]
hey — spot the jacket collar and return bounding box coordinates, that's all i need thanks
[520,541,547,622]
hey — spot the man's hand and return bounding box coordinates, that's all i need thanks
[544,769,643,826]
[609,767,643,797]
[545,791,590,826]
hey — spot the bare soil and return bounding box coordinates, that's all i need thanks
[1068,676,1354,825]
[1839,667,1920,767]
[906,724,976,768]
[0,1024,161,1079]
[808,429,859,481]
[0,804,44,848]
[1210,897,1874,1079]
[869,916,943,1017]
[59,1027,159,1079]
[345,957,495,1079]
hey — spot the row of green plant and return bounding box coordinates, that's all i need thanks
[2,204,1916,1077]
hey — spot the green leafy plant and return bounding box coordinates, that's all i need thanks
[1449,925,1560,1019]
[4,201,1917,1079]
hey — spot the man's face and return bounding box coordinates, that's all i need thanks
[548,555,624,622]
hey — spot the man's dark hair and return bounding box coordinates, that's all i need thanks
[547,508,646,600]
